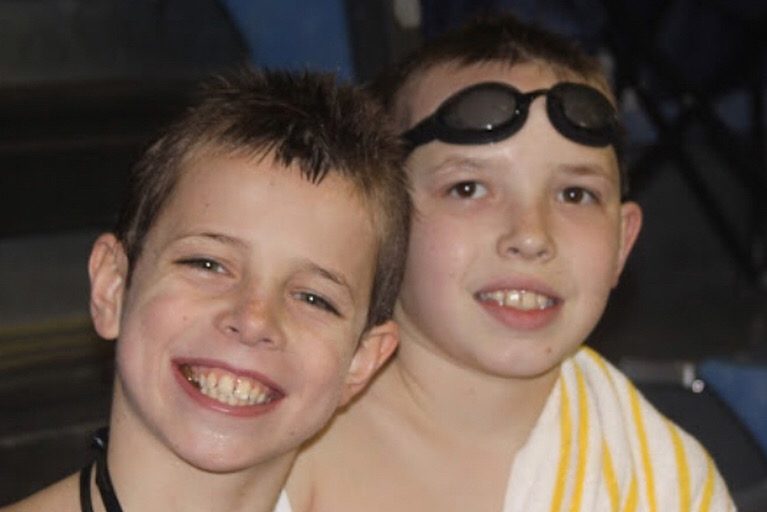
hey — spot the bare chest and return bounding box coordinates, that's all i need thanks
[294,425,514,512]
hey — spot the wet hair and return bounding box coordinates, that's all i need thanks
[374,12,629,195]
[115,68,410,329]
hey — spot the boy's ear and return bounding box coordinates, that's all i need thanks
[613,200,643,286]
[339,320,399,407]
[89,233,129,340]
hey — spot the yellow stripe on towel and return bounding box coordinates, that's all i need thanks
[629,386,657,512]
[667,420,691,512]
[698,455,715,512]
[623,475,638,512]
[570,363,589,512]
[550,378,573,512]
[601,439,620,512]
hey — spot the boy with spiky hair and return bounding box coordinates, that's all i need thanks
[3,68,409,512]
[286,14,735,512]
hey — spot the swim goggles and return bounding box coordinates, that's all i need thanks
[402,81,620,152]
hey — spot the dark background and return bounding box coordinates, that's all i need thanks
[1,0,766,509]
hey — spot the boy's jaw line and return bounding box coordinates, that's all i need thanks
[173,358,285,417]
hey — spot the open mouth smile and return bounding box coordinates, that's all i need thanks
[475,288,561,330]
[180,364,282,407]
[476,289,558,310]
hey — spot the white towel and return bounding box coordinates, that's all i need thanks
[503,347,736,512]
[273,489,292,512]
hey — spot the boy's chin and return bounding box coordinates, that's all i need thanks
[172,435,296,475]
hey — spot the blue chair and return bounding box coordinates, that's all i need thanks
[698,358,767,457]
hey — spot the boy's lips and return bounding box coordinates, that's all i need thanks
[474,285,562,330]
[174,359,285,415]
[475,289,558,310]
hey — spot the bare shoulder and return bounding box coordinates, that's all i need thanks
[1,472,81,512]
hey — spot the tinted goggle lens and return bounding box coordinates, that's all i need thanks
[546,82,619,147]
[441,85,518,131]
[403,81,619,151]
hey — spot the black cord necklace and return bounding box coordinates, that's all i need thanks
[80,428,123,512]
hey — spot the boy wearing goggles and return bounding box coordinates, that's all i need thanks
[3,69,408,512]
[286,14,734,512]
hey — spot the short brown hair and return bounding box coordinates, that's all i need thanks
[115,68,410,329]
[374,13,628,194]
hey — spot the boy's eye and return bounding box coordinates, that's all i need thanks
[448,181,487,199]
[295,291,341,317]
[560,187,597,204]
[176,258,226,274]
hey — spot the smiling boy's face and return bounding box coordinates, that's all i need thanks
[394,61,641,381]
[89,150,397,473]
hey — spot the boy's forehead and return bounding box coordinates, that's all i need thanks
[152,149,378,240]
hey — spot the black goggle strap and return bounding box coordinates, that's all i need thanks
[402,112,439,150]
[403,82,618,150]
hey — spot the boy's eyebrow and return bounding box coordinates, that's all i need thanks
[423,155,487,176]
[192,232,248,249]
[557,162,617,184]
[299,261,353,296]
[166,232,247,249]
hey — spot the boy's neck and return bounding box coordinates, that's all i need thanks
[377,337,560,446]
[99,403,290,512]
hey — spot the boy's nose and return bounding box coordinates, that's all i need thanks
[216,289,285,350]
[496,205,556,262]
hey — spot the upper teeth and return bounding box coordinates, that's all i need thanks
[477,289,555,310]
[181,365,277,406]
